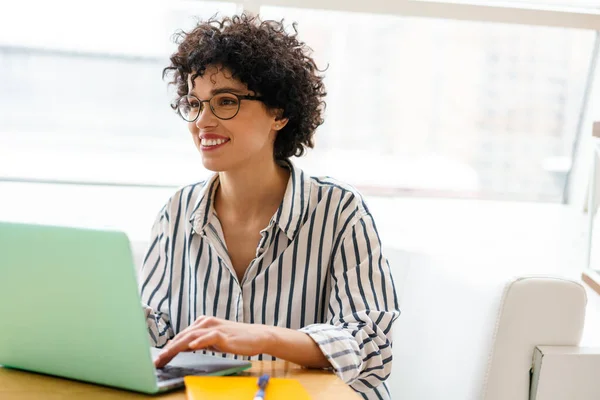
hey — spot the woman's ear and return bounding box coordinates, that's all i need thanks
[271,108,289,131]
[272,117,289,131]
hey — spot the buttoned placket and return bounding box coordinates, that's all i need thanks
[197,213,279,325]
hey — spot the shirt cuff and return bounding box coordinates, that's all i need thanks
[299,323,362,385]
[144,305,171,348]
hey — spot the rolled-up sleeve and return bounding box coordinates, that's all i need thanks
[299,213,400,394]
[139,204,174,348]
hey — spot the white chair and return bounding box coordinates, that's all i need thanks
[386,249,587,400]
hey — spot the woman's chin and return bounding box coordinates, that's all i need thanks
[200,155,230,172]
[201,159,223,172]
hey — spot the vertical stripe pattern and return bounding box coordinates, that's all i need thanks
[139,160,400,400]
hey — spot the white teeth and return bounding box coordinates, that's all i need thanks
[201,138,228,147]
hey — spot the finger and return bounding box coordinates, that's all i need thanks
[154,318,223,367]
[154,331,202,368]
[189,330,223,350]
[193,315,220,329]
[154,351,172,368]
[154,318,220,367]
[175,316,219,339]
[167,327,207,351]
[177,316,210,336]
[160,331,198,357]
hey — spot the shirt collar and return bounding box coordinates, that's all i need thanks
[273,159,311,240]
[189,174,220,235]
[188,159,311,240]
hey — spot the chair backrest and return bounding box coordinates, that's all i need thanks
[386,250,586,400]
[481,277,587,400]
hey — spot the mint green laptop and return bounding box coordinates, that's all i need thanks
[0,221,251,394]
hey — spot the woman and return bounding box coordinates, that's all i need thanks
[140,14,400,399]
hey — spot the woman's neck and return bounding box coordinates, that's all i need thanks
[215,157,290,222]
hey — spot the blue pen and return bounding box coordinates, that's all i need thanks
[253,374,270,400]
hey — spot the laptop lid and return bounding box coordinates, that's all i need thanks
[0,221,161,393]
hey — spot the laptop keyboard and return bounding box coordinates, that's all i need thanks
[155,365,209,381]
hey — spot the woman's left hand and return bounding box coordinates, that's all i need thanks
[153,316,274,368]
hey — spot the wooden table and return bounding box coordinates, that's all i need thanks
[0,361,361,399]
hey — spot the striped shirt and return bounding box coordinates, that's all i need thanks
[139,160,400,400]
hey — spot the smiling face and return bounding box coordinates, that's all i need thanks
[185,66,286,172]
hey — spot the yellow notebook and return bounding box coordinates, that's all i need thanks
[184,376,312,400]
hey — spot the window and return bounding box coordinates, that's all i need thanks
[0,1,236,187]
[262,6,595,201]
[0,1,598,206]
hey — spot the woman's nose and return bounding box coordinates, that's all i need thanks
[195,103,218,129]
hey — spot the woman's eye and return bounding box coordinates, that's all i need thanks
[219,98,237,106]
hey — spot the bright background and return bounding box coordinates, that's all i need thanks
[3,1,600,397]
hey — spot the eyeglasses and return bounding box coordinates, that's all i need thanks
[175,92,263,122]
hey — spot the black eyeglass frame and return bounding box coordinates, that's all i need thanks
[175,92,264,121]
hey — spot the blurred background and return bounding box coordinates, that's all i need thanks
[5,3,600,398]
[1,0,600,269]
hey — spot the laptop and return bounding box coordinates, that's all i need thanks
[0,221,251,394]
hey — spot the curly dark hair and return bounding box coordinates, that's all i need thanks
[162,14,327,160]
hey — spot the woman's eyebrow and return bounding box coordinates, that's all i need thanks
[211,87,246,95]
[188,87,247,97]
